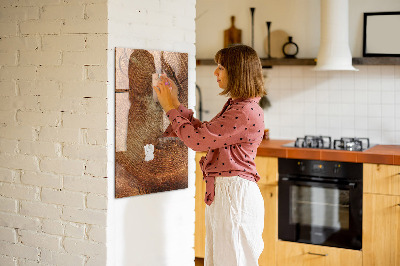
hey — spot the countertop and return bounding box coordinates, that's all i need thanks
[256,139,400,165]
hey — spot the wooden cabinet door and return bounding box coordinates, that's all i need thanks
[195,152,207,258]
[255,156,278,186]
[276,241,362,266]
[259,185,278,266]
[363,193,400,266]
[364,164,400,196]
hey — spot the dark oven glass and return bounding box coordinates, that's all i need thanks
[278,158,362,250]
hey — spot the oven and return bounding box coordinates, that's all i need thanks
[278,158,363,250]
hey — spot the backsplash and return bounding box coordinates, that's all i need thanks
[196,65,400,145]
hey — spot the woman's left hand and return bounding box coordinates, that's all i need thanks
[153,78,175,113]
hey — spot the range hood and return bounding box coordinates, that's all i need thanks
[314,0,358,71]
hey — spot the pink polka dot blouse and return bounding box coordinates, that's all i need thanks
[163,97,265,205]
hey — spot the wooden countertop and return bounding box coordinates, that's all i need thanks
[256,139,400,165]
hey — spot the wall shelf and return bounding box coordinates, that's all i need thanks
[196,57,400,67]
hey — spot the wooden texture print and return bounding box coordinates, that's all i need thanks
[115,48,188,198]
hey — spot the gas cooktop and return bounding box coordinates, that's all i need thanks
[282,135,375,151]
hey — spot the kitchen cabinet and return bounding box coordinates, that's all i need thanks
[194,154,279,265]
[195,152,207,258]
[363,163,400,266]
[363,163,400,196]
[276,241,362,266]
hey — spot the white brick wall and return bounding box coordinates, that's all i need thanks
[0,0,108,265]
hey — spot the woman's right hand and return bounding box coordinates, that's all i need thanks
[160,74,180,109]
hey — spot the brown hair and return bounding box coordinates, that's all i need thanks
[214,44,266,99]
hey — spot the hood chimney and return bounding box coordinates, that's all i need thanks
[314,0,358,71]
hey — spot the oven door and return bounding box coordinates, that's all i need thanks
[278,176,362,250]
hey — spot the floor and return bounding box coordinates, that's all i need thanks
[195,257,204,266]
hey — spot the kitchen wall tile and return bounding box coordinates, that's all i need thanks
[367,104,381,118]
[381,65,395,78]
[382,90,395,104]
[367,129,382,144]
[367,91,381,105]
[354,117,368,130]
[196,65,400,144]
[382,105,395,118]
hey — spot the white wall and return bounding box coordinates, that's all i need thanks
[196,0,400,145]
[196,0,400,58]
[0,1,108,265]
[107,1,197,266]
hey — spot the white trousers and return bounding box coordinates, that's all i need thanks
[205,176,264,266]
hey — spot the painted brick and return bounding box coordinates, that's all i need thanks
[64,175,107,194]
[0,154,39,171]
[0,212,41,231]
[0,110,16,125]
[63,50,107,65]
[0,183,39,201]
[64,222,85,239]
[87,225,105,243]
[18,80,61,97]
[19,140,58,157]
[0,126,34,141]
[0,66,37,81]
[84,160,107,178]
[0,51,17,65]
[0,226,17,243]
[61,207,106,226]
[19,230,61,251]
[63,237,106,257]
[38,127,79,143]
[86,256,106,266]
[0,81,16,96]
[0,254,16,265]
[21,171,62,189]
[18,258,42,266]
[85,3,107,20]
[0,168,15,183]
[0,7,39,22]
[83,128,107,145]
[63,144,107,161]
[1,0,62,6]
[63,113,106,129]
[40,157,84,176]
[41,219,64,236]
[19,51,62,66]
[0,241,39,261]
[62,19,107,34]
[85,34,107,50]
[17,111,61,127]
[0,36,41,52]
[40,249,85,266]
[8,96,40,112]
[38,96,87,113]
[37,66,83,82]
[0,138,18,153]
[41,4,84,20]
[0,196,17,213]
[61,81,107,98]
[20,21,61,35]
[85,65,107,81]
[41,188,85,208]
[86,193,107,210]
[42,35,85,51]
[20,200,61,219]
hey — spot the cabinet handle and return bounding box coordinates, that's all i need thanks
[307,252,328,256]
[397,204,400,207]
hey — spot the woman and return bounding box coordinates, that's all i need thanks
[154,44,266,266]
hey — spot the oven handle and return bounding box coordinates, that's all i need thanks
[280,177,357,189]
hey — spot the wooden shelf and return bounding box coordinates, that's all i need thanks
[196,57,400,67]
